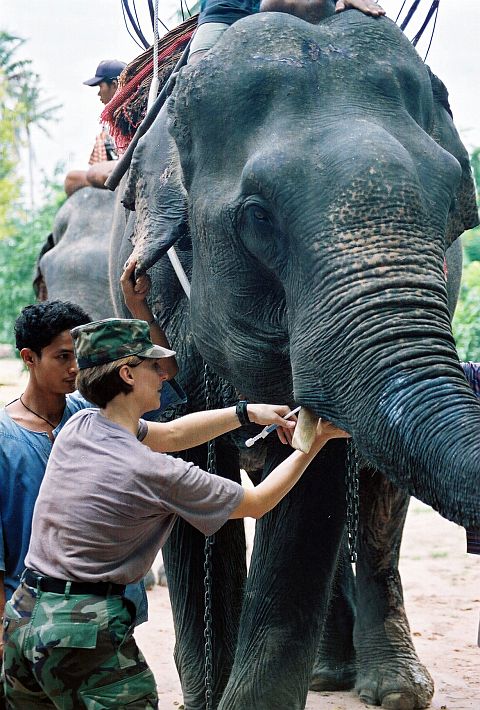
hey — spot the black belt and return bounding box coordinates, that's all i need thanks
[24,569,125,596]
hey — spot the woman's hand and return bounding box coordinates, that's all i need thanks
[246,403,297,445]
[120,259,153,319]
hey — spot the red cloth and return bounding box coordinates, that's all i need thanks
[100,29,195,154]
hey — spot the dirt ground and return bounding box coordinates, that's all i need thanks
[1,358,479,710]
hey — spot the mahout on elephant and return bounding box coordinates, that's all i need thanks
[106,8,480,710]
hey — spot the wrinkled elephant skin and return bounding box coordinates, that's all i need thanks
[164,10,479,710]
[170,12,479,524]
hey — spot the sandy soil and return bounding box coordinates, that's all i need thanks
[1,358,479,710]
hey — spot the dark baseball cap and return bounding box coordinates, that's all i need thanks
[83,59,126,86]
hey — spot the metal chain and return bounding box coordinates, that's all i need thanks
[203,362,217,710]
[345,439,360,563]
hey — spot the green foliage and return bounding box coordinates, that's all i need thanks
[0,175,66,346]
[461,148,480,263]
[451,149,480,361]
[462,228,480,263]
[0,30,61,232]
[452,260,480,361]
[0,30,65,346]
[0,63,23,238]
[470,147,480,191]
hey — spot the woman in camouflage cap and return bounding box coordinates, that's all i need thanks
[3,317,348,708]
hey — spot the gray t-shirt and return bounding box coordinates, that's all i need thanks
[26,409,243,584]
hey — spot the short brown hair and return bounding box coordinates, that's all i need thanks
[76,355,143,408]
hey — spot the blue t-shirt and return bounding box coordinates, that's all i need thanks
[0,392,89,598]
[199,0,260,26]
[462,362,480,398]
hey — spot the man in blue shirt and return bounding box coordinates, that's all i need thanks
[189,0,385,63]
[0,266,179,667]
[462,361,480,399]
[0,301,91,607]
[0,300,91,689]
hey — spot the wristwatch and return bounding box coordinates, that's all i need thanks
[236,400,250,426]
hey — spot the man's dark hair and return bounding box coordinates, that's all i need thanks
[15,301,91,355]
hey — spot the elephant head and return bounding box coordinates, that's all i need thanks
[38,187,115,320]
[165,11,479,526]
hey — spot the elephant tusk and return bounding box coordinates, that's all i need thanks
[292,407,319,454]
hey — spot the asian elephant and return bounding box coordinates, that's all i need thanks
[117,12,480,710]
[35,187,115,319]
[110,9,480,710]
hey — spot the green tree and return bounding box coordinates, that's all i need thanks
[461,147,480,263]
[0,37,24,238]
[15,74,61,211]
[0,31,60,215]
[0,172,66,345]
[452,260,480,361]
[0,30,64,346]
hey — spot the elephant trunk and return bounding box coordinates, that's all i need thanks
[289,246,480,527]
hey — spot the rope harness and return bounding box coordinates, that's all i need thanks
[397,0,441,60]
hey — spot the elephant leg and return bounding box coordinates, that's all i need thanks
[218,438,348,710]
[310,532,356,691]
[162,441,247,710]
[354,468,434,710]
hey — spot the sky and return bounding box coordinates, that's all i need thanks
[2,0,480,202]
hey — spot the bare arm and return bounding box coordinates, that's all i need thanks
[143,403,295,453]
[231,420,350,519]
[120,259,178,380]
[86,160,115,189]
[64,170,90,197]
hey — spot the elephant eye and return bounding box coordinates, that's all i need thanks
[252,206,270,223]
[235,199,288,272]
[242,202,273,228]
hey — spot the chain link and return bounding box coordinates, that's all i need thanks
[345,439,360,563]
[203,363,216,710]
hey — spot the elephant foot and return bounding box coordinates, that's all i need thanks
[309,660,356,691]
[157,562,168,587]
[355,656,434,709]
[143,569,156,590]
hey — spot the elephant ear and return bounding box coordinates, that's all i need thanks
[428,69,479,244]
[33,232,55,299]
[120,116,190,275]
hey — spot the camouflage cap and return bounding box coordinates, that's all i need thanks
[71,318,176,370]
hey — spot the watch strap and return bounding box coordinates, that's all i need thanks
[236,400,250,426]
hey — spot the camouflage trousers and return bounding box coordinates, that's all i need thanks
[2,582,158,709]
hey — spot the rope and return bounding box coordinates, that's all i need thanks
[400,0,422,31]
[121,0,150,49]
[395,1,407,24]
[411,0,439,60]
[104,20,195,174]
[147,0,160,112]
[396,0,441,63]
[121,0,145,51]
